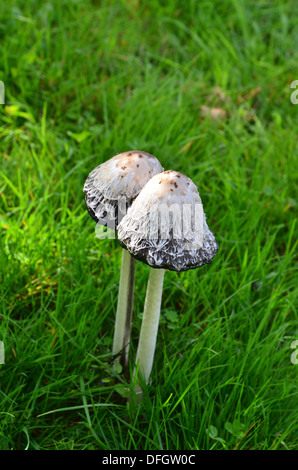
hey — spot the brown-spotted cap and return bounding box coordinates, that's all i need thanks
[83,151,164,229]
[118,170,219,272]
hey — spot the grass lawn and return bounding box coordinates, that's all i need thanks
[0,0,297,450]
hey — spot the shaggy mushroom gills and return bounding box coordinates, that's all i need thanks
[118,170,219,385]
[83,151,164,369]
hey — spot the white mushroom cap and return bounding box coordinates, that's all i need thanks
[118,170,219,272]
[83,151,164,228]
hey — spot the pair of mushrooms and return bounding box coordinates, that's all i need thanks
[83,151,218,388]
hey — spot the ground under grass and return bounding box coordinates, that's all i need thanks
[0,0,297,450]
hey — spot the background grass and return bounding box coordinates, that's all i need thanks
[0,0,297,450]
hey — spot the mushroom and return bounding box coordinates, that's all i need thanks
[118,170,219,385]
[83,151,164,369]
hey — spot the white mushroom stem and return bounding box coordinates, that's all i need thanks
[134,268,165,384]
[112,249,136,368]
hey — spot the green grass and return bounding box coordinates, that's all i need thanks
[0,0,297,450]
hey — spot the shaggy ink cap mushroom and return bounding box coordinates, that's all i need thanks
[83,151,163,371]
[83,151,164,230]
[118,170,219,272]
[118,170,219,388]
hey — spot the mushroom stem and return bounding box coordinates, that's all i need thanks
[134,268,165,384]
[112,249,136,369]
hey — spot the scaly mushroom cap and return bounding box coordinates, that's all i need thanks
[118,170,219,272]
[83,151,164,229]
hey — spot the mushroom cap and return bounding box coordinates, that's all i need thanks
[118,170,219,272]
[83,151,164,229]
